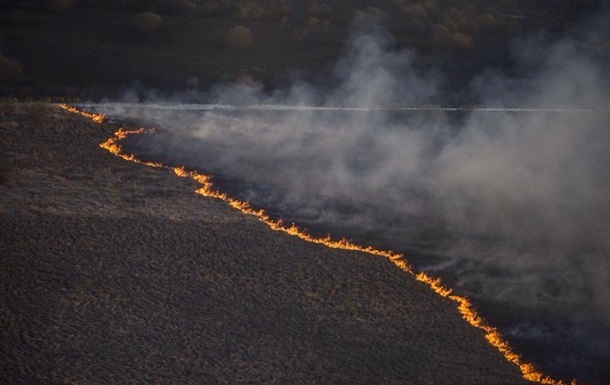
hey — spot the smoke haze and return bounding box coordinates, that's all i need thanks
[88,17,609,384]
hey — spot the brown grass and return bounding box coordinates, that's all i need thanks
[0,54,23,85]
[46,0,75,12]
[132,11,163,33]
[224,25,255,50]
[0,103,530,385]
[8,9,29,23]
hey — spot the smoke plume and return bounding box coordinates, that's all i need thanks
[89,16,609,383]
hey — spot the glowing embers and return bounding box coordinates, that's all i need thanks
[63,104,579,385]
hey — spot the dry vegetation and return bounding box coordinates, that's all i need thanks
[8,8,28,22]
[0,102,531,384]
[132,11,163,33]
[65,0,567,51]
[0,54,23,85]
[46,0,75,12]
[224,25,255,50]
[0,0,604,98]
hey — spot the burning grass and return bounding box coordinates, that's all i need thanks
[4,101,541,385]
[61,104,579,385]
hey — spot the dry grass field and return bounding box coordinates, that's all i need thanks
[0,102,531,384]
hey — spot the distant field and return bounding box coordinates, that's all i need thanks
[1,9,345,95]
[1,1,603,99]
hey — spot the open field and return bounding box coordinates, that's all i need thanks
[1,1,607,383]
[0,103,536,384]
[1,1,605,100]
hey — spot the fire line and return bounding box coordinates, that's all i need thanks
[59,103,580,385]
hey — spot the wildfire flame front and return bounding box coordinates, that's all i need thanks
[62,104,580,385]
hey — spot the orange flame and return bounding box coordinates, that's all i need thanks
[59,103,105,123]
[99,127,164,168]
[63,104,580,385]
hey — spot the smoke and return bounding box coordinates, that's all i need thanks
[436,36,610,315]
[88,16,609,383]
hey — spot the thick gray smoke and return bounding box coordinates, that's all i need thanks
[430,38,610,314]
[88,17,609,383]
[99,26,609,315]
